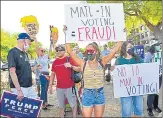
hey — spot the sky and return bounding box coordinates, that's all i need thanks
[1,1,108,49]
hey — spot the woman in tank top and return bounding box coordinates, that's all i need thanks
[64,24,122,118]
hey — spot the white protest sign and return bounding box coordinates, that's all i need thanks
[25,23,39,39]
[64,3,126,43]
[113,63,159,98]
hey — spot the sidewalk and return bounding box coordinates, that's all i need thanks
[40,81,162,117]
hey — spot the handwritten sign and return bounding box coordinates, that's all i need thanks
[0,91,42,118]
[64,3,126,43]
[134,45,145,59]
[113,63,159,98]
[25,22,39,40]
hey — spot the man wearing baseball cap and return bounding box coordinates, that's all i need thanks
[7,33,38,101]
[49,44,81,117]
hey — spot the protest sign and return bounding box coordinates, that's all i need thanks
[113,63,159,98]
[64,3,126,43]
[20,15,39,40]
[0,91,42,118]
[134,45,145,59]
[25,23,39,39]
[50,25,59,43]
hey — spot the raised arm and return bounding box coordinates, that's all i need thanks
[65,43,84,66]
[34,38,39,57]
[63,25,84,66]
[48,41,57,59]
[101,42,122,66]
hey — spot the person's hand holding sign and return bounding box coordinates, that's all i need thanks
[114,41,123,53]
[17,89,24,101]
[63,25,67,33]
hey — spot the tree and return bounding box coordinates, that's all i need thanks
[1,29,17,61]
[123,1,162,42]
[1,29,42,61]
[79,48,85,53]
[26,42,42,60]
[87,1,162,42]
[108,42,115,49]
[70,43,78,49]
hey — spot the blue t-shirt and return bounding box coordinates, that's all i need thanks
[101,49,110,57]
[77,52,84,59]
[144,52,153,63]
[144,52,162,76]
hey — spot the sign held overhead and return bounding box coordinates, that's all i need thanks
[64,3,126,43]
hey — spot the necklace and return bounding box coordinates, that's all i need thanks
[88,61,98,76]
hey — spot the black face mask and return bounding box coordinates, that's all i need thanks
[127,48,135,56]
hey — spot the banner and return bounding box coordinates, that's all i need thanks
[0,91,42,118]
[20,15,39,40]
[113,63,159,98]
[64,3,126,43]
[134,45,145,59]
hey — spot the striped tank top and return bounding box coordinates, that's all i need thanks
[83,61,104,89]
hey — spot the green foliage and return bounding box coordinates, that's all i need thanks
[26,42,42,60]
[70,43,78,49]
[87,1,162,40]
[1,29,17,61]
[124,1,162,34]
[49,51,56,59]
[79,48,85,53]
[1,29,42,61]
[108,42,115,48]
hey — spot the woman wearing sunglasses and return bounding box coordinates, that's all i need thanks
[34,39,54,110]
[63,25,122,117]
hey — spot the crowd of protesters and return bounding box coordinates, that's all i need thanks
[7,17,162,117]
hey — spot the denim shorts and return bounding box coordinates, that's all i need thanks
[82,87,105,107]
[120,96,143,117]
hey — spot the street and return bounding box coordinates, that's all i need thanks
[1,70,162,117]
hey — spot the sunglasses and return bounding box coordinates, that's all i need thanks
[86,49,96,54]
[31,39,34,42]
[56,49,65,52]
[40,50,45,52]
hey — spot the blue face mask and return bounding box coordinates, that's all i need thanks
[127,48,135,55]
